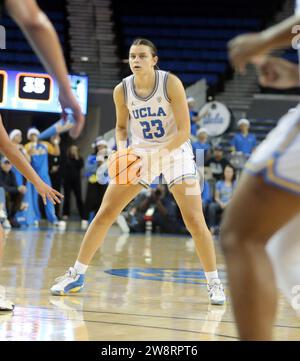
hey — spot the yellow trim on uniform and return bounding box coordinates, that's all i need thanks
[266,159,300,193]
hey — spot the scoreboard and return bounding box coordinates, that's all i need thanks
[0,68,88,114]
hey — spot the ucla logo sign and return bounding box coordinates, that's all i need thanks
[199,101,231,137]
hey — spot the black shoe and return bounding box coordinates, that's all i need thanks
[8,218,21,228]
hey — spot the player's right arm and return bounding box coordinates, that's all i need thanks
[0,116,63,205]
[228,14,300,73]
[113,83,129,150]
[5,0,84,138]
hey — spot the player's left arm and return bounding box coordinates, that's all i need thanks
[164,74,191,153]
[5,0,84,138]
[228,14,300,73]
[0,116,62,204]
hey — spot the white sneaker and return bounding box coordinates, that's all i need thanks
[0,209,7,221]
[50,267,85,296]
[207,279,226,306]
[2,219,11,229]
[0,286,14,312]
[116,214,130,233]
[81,220,89,231]
[53,220,66,230]
[0,297,14,312]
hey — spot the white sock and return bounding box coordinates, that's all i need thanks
[205,270,219,284]
[74,261,88,275]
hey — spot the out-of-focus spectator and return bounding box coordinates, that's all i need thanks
[192,128,211,163]
[205,146,231,181]
[201,179,212,221]
[231,118,257,157]
[187,96,200,137]
[81,139,110,230]
[25,128,65,229]
[207,164,236,234]
[62,145,84,222]
[127,184,185,234]
[9,129,31,224]
[0,157,27,228]
[9,129,31,185]
[48,134,62,218]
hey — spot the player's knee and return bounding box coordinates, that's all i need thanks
[220,210,247,253]
[185,214,203,233]
[95,206,119,226]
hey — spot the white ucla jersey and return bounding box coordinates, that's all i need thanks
[122,70,177,149]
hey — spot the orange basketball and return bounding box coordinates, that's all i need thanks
[108,148,141,185]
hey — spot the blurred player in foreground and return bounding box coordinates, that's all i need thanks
[0,0,85,311]
[221,4,300,340]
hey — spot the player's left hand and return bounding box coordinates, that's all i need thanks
[58,89,85,139]
[228,32,270,73]
[252,56,300,89]
[35,181,64,205]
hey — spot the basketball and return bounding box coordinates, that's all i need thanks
[108,148,141,184]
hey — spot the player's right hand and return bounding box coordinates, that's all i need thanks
[58,89,85,139]
[35,181,64,206]
[228,32,269,73]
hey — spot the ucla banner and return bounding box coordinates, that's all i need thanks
[199,101,231,137]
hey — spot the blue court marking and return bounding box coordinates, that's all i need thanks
[105,268,227,285]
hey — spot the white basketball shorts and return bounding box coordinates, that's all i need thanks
[132,141,199,189]
[245,105,300,195]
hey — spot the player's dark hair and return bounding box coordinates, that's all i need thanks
[130,38,159,69]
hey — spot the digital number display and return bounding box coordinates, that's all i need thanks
[0,68,88,114]
[17,73,52,101]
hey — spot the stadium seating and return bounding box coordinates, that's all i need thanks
[0,1,67,70]
[113,0,285,90]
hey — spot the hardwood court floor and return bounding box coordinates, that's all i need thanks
[0,223,299,341]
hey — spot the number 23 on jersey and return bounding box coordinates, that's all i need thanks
[140,119,165,139]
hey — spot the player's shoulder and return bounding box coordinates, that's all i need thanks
[164,72,184,91]
[113,81,127,103]
[165,72,182,84]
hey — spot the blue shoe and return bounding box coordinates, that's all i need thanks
[50,267,84,296]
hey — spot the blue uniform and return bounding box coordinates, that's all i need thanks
[192,141,211,163]
[25,142,58,223]
[216,180,236,204]
[231,132,257,156]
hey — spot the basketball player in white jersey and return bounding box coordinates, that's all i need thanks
[51,38,226,305]
[221,2,300,339]
[0,0,84,311]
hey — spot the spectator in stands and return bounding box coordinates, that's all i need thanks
[81,139,110,230]
[205,145,231,181]
[62,145,84,223]
[9,129,32,225]
[0,157,27,228]
[48,135,62,219]
[25,128,65,229]
[201,179,212,222]
[127,184,185,234]
[187,96,200,137]
[231,118,257,157]
[192,128,211,163]
[207,164,236,235]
